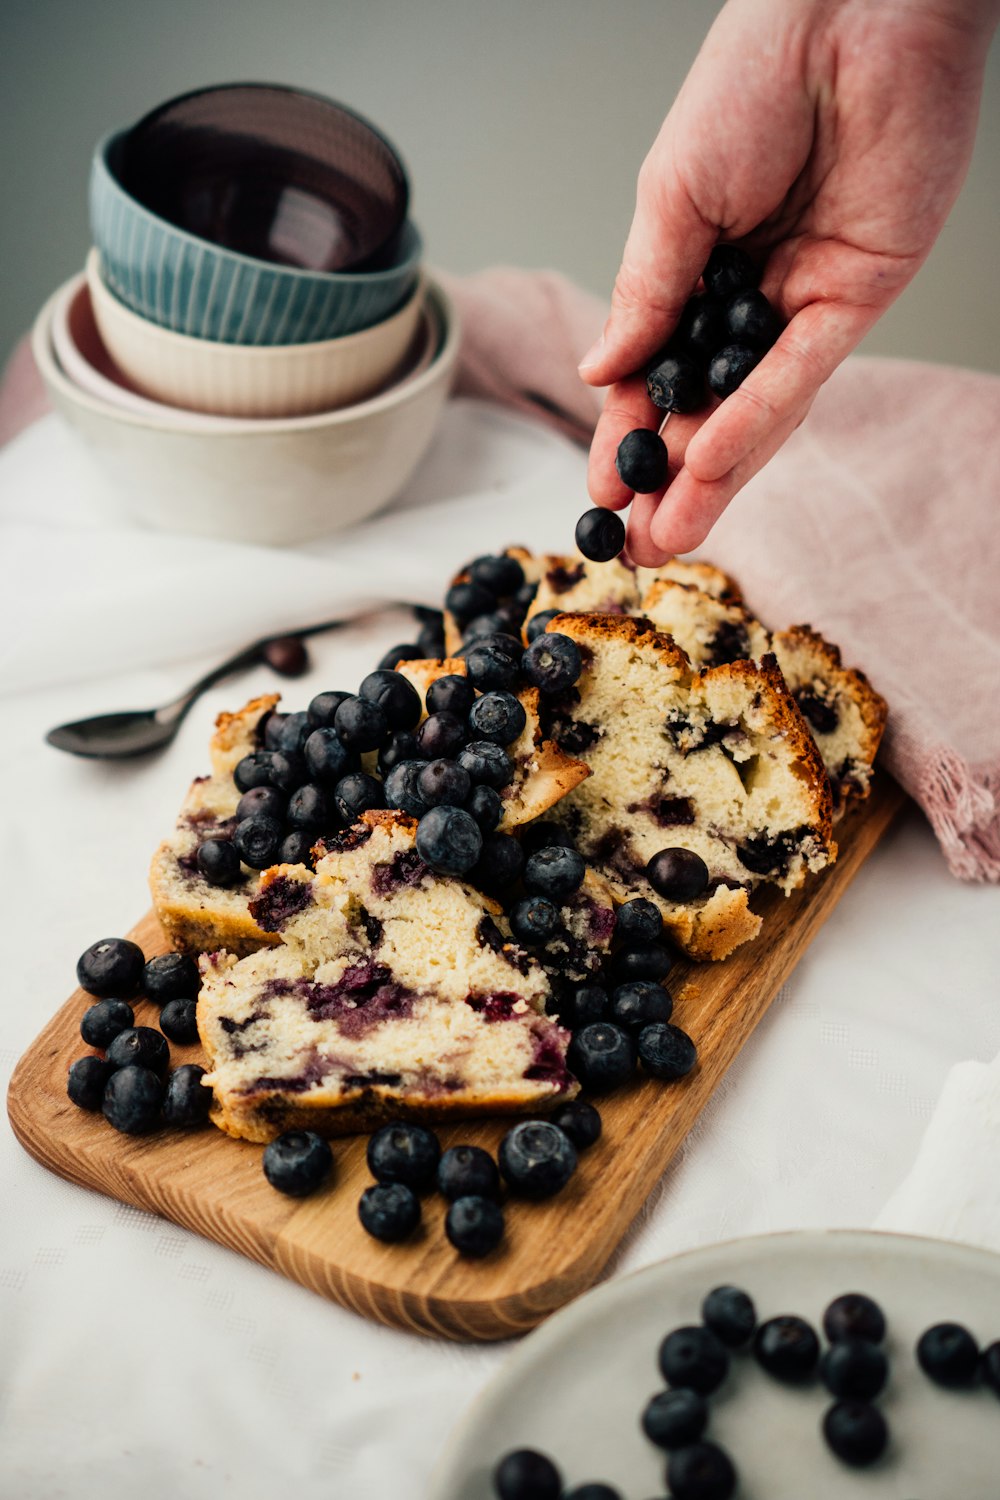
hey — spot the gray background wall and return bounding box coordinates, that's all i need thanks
[3,0,998,373]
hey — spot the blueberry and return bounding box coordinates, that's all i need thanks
[614,897,662,944]
[611,942,673,983]
[416,805,483,876]
[550,1099,602,1149]
[525,608,563,642]
[383,760,430,819]
[524,846,585,899]
[725,288,782,349]
[642,1387,708,1450]
[615,429,669,493]
[267,750,307,793]
[413,603,445,627]
[646,848,709,901]
[566,984,610,1028]
[611,980,673,1030]
[469,554,525,596]
[468,692,527,746]
[417,759,472,808]
[916,1322,980,1386]
[140,953,201,1009]
[379,729,420,776]
[703,244,758,300]
[307,690,354,728]
[659,1325,729,1394]
[701,1286,756,1348]
[287,783,333,831]
[472,832,525,892]
[234,751,278,793]
[665,1440,737,1500]
[509,896,560,945]
[753,1314,820,1381]
[80,998,135,1048]
[334,771,385,825]
[417,620,446,657]
[982,1341,1000,1397]
[162,1063,212,1127]
[446,580,497,626]
[821,1339,888,1400]
[102,1064,164,1133]
[106,1025,170,1077]
[562,1487,621,1500]
[463,611,511,645]
[707,344,761,398]
[823,1292,886,1345]
[261,711,288,749]
[822,1401,888,1467]
[646,351,704,413]
[445,1195,505,1257]
[493,1449,562,1500]
[521,822,576,855]
[522,633,582,695]
[675,294,727,359]
[275,711,312,755]
[515,581,539,612]
[437,1144,501,1201]
[232,814,283,870]
[499,1119,577,1199]
[377,644,423,671]
[304,726,354,784]
[567,1022,636,1092]
[467,784,503,832]
[196,838,242,886]
[416,710,467,760]
[279,831,315,865]
[426,673,476,720]
[335,695,389,752]
[367,1120,441,1188]
[76,937,145,998]
[465,642,522,693]
[457,740,514,789]
[159,998,200,1046]
[574,507,626,563]
[359,669,422,731]
[358,1181,420,1242]
[67,1055,113,1110]
[263,1130,333,1196]
[235,785,287,824]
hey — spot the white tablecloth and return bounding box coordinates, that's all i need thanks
[2,400,999,1499]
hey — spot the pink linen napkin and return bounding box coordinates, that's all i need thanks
[5,267,999,879]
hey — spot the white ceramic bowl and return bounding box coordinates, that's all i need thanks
[33,271,459,545]
[86,248,426,418]
[49,270,437,430]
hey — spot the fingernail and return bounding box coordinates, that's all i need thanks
[578,331,606,373]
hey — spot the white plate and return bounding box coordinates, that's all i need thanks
[430,1229,1000,1498]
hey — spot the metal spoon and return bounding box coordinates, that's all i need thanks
[45,621,347,759]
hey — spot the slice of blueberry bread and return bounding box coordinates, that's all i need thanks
[523,554,641,630]
[149,694,282,957]
[635,557,744,605]
[198,811,577,1141]
[537,614,836,961]
[640,578,772,668]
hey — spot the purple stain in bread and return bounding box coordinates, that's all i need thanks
[370,848,431,898]
[249,875,313,931]
[341,1070,403,1090]
[475,917,532,975]
[796,687,840,735]
[628,794,696,828]
[553,717,601,757]
[325,823,374,854]
[583,899,616,945]
[466,992,524,1022]
[355,906,384,947]
[707,621,751,666]
[705,875,749,895]
[219,1008,269,1057]
[546,562,585,595]
[590,825,644,882]
[524,1025,573,1089]
[595,596,627,615]
[260,963,420,1038]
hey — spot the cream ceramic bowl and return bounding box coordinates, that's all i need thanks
[86,248,426,418]
[33,271,459,545]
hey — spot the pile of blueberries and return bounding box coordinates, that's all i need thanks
[493,1288,1000,1498]
[67,936,210,1133]
[261,1104,602,1258]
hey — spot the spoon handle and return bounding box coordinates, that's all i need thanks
[155,619,348,726]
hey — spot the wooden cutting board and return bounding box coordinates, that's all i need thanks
[7,774,905,1343]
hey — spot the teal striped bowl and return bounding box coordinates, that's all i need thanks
[89,131,422,345]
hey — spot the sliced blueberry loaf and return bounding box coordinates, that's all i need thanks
[640,578,772,668]
[537,614,836,961]
[198,811,577,1142]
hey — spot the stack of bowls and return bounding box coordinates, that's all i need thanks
[33,84,459,545]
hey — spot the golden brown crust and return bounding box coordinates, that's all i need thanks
[773,624,888,760]
[209,694,280,779]
[149,842,278,957]
[636,558,744,605]
[550,609,694,676]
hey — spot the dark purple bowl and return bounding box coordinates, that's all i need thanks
[118,82,410,275]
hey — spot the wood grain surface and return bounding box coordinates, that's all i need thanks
[7,774,905,1342]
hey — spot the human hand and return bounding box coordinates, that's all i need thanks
[579,0,998,565]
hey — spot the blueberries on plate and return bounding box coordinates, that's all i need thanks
[498,1119,577,1199]
[614,898,662,944]
[521,633,582,696]
[76,937,145,998]
[162,1064,212,1127]
[307,690,354,729]
[446,580,496,628]
[262,1130,333,1197]
[232,814,284,870]
[358,1182,421,1242]
[67,1055,114,1110]
[703,244,758,300]
[820,1339,888,1400]
[102,1064,164,1134]
[304,726,354,784]
[445,1195,505,1257]
[437,1144,501,1202]
[416,710,468,761]
[471,832,525,893]
[457,740,514,790]
[565,984,610,1029]
[523,846,585,900]
[80,998,135,1049]
[142,952,200,1006]
[509,896,560,946]
[707,344,761,399]
[822,1399,888,1467]
[468,692,527,747]
[493,1448,562,1500]
[916,1321,980,1386]
[611,941,673,983]
[701,1285,757,1349]
[525,608,563,643]
[574,507,625,564]
[196,838,243,886]
[611,980,673,1030]
[567,1022,636,1093]
[638,1022,697,1081]
[367,1121,442,1190]
[550,1099,602,1150]
[417,759,472,809]
[646,351,704,413]
[665,1439,737,1500]
[646,847,710,902]
[334,695,389,752]
[426,673,477,720]
[469,553,525,597]
[159,998,200,1046]
[378,729,421,777]
[753,1314,820,1382]
[615,429,669,494]
[106,1025,170,1077]
[659,1325,729,1395]
[416,805,483,876]
[823,1291,886,1345]
[334,771,385,825]
[642,1387,709,1450]
[358,669,422,730]
[467,784,503,833]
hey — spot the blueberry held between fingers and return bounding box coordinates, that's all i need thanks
[445,1195,505,1257]
[493,1448,562,1500]
[703,243,758,299]
[916,1322,980,1386]
[551,1099,602,1149]
[642,1387,708,1450]
[701,1285,756,1348]
[67,1055,113,1110]
[416,805,483,876]
[823,1291,886,1345]
[102,1064,164,1134]
[615,429,669,494]
[666,1440,737,1500]
[567,1022,636,1092]
[524,846,586,899]
[675,294,727,359]
[162,1064,212,1127]
[646,847,709,902]
[358,1181,420,1242]
[367,1121,441,1189]
[159,998,199,1046]
[707,344,761,398]
[821,1339,888,1400]
[638,1022,697,1081]
[499,1119,577,1198]
[468,692,527,746]
[646,350,704,413]
[143,952,200,1005]
[611,980,673,1030]
[80,998,135,1049]
[106,1026,170,1077]
[725,288,783,349]
[822,1400,888,1467]
[659,1325,729,1394]
[196,838,243,886]
[76,937,145,998]
[232,814,283,870]
[574,507,625,563]
[437,1144,501,1202]
[263,1130,333,1196]
[522,633,582,695]
[753,1314,820,1381]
